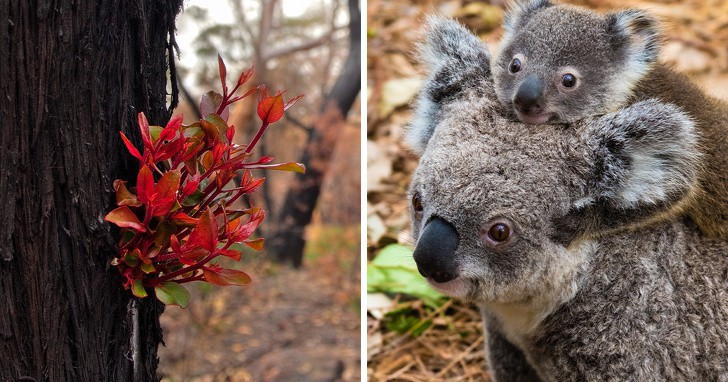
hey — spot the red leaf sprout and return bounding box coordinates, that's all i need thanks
[104,56,305,306]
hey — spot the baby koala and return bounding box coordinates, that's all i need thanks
[492,0,728,238]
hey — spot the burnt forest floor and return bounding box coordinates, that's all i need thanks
[159,224,361,382]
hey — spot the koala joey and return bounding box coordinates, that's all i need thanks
[491,0,728,238]
[407,16,728,381]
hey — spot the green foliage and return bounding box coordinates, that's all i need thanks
[155,281,192,308]
[367,244,445,307]
[382,306,433,337]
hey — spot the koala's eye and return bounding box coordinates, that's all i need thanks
[508,58,522,74]
[482,218,516,248]
[488,223,511,242]
[561,73,577,88]
[412,192,423,213]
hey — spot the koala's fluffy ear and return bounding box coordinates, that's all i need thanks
[502,0,553,37]
[406,16,491,154]
[605,9,661,96]
[552,100,700,245]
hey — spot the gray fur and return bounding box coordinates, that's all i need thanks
[493,1,660,124]
[502,0,553,37]
[493,0,728,239]
[407,16,728,381]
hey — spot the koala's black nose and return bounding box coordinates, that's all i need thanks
[413,217,460,283]
[513,75,544,113]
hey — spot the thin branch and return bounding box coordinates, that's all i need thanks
[233,0,257,47]
[167,29,180,116]
[262,25,346,61]
[285,114,313,132]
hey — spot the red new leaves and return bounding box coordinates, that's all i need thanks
[245,87,304,154]
[189,208,217,253]
[104,57,304,308]
[105,206,145,232]
[257,93,285,124]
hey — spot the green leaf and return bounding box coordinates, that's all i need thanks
[204,113,230,143]
[132,279,148,298]
[149,125,164,143]
[123,249,140,267]
[141,263,156,274]
[182,190,205,207]
[119,230,135,247]
[367,244,445,307]
[155,281,191,308]
[383,307,432,337]
[182,125,204,139]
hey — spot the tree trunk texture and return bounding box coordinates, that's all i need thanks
[0,1,182,380]
[268,0,361,267]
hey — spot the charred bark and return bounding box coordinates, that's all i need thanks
[268,0,361,267]
[0,1,182,380]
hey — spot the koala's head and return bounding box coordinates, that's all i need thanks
[407,17,699,305]
[492,0,660,124]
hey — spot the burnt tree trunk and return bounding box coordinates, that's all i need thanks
[0,1,182,380]
[268,0,361,267]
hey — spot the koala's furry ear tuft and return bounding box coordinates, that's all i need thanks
[605,9,661,92]
[503,0,553,36]
[588,99,700,210]
[406,16,491,154]
[418,15,490,71]
[553,100,700,244]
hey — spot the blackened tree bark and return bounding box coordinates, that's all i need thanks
[268,0,361,267]
[0,1,182,380]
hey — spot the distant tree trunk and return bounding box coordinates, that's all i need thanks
[0,1,182,380]
[268,0,361,267]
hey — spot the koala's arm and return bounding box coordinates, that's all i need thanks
[552,99,700,245]
[483,313,543,382]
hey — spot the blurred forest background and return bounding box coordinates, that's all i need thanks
[366,0,728,380]
[158,1,360,381]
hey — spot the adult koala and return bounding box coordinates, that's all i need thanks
[406,17,728,382]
